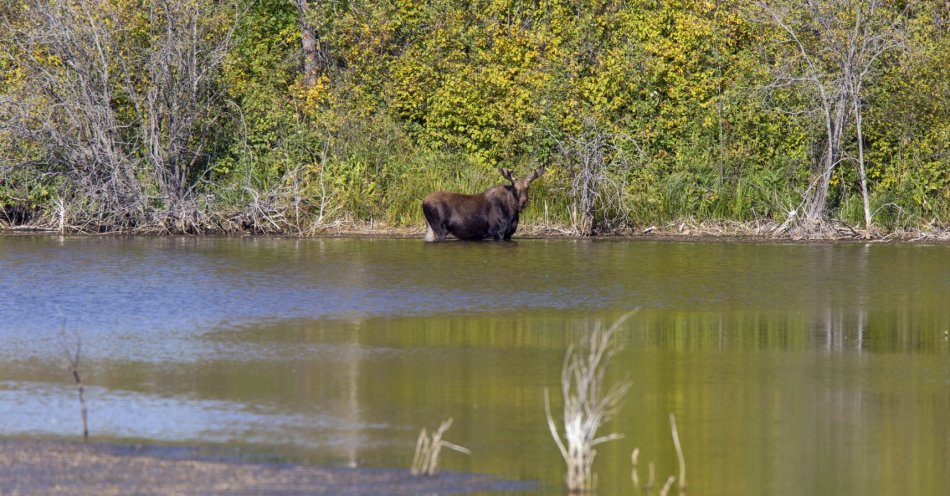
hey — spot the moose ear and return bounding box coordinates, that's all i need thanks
[499,168,515,182]
[529,167,546,181]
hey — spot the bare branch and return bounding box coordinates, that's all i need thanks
[3,0,242,233]
[58,320,88,443]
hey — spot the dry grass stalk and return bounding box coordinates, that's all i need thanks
[659,475,677,496]
[410,418,471,476]
[545,311,636,493]
[670,413,686,494]
[631,448,640,489]
[632,413,687,495]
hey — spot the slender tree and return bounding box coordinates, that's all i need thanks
[844,0,905,233]
[759,0,905,234]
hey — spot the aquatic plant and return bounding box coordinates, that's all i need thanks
[544,312,635,493]
[410,417,471,477]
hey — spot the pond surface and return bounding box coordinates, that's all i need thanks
[1,236,948,494]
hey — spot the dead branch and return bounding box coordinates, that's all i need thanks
[58,322,88,443]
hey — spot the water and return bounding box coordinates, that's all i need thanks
[1,236,948,494]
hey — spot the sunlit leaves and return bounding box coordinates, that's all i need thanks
[1,0,946,230]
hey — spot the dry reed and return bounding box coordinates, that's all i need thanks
[410,418,471,476]
[632,413,687,495]
[545,311,637,493]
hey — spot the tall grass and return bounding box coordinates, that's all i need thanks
[3,102,942,234]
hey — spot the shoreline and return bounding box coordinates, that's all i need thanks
[0,438,533,495]
[2,220,948,243]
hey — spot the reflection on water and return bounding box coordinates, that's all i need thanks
[0,380,387,448]
[0,236,948,495]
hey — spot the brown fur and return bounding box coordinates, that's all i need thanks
[422,167,545,241]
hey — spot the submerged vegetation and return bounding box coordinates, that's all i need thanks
[0,0,947,237]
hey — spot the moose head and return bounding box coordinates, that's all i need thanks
[499,167,545,212]
[422,167,546,241]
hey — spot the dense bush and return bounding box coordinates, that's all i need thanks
[0,0,946,234]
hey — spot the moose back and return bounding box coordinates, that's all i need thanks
[422,168,545,241]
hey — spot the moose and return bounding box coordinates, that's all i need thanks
[422,167,546,241]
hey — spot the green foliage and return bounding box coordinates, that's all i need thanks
[861,0,950,225]
[0,0,946,232]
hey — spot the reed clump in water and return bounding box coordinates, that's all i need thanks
[410,417,471,477]
[545,312,636,493]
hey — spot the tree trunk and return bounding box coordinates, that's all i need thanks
[760,0,899,236]
[852,87,872,234]
[804,90,848,228]
[295,0,321,87]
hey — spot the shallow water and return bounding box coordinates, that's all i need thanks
[1,236,948,494]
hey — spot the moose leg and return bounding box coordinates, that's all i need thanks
[422,202,448,241]
[423,219,447,242]
[491,223,513,241]
[504,215,519,241]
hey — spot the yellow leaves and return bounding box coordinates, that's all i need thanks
[32,50,63,68]
[295,75,332,117]
[383,7,560,161]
